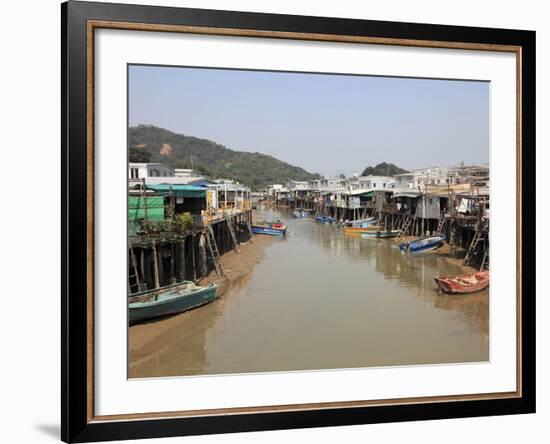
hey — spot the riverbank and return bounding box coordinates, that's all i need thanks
[128,234,273,377]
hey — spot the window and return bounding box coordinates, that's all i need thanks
[383,183,386,188]
[373,183,376,188]
[130,168,138,179]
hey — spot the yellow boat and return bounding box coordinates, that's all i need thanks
[343,226,383,234]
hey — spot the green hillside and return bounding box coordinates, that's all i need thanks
[129,125,321,190]
[361,162,409,176]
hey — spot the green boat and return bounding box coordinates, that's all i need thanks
[129,281,218,324]
[361,229,401,239]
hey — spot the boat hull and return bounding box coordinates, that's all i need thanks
[400,235,445,253]
[435,271,489,294]
[315,215,334,223]
[361,230,401,238]
[129,283,218,324]
[344,226,382,234]
[251,226,287,236]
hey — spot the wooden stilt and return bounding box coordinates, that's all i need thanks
[151,241,160,289]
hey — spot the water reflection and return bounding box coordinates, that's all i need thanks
[129,209,488,378]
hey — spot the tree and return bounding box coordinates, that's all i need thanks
[361,162,409,176]
[129,146,152,163]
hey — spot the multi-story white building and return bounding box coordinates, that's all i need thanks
[128,162,174,179]
[357,175,395,191]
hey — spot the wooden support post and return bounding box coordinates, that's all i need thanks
[170,241,176,284]
[151,241,160,289]
[180,239,190,281]
[191,234,196,281]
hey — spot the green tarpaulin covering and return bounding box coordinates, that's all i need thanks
[145,184,206,198]
[128,196,165,221]
[357,191,374,198]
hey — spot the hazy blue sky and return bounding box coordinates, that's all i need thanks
[129,65,489,177]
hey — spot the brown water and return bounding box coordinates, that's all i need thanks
[129,209,488,378]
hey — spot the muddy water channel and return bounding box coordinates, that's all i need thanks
[129,209,488,378]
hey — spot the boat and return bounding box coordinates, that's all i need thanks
[129,281,218,324]
[315,215,334,224]
[343,225,383,234]
[361,229,401,239]
[399,235,445,253]
[434,270,489,294]
[346,216,377,228]
[292,210,309,218]
[251,224,287,236]
[270,221,287,230]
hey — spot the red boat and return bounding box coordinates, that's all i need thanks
[434,271,489,294]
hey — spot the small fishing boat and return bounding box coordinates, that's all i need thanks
[435,270,489,294]
[129,281,218,324]
[343,225,383,234]
[315,215,334,224]
[251,224,287,236]
[361,229,401,239]
[292,210,309,218]
[270,221,287,230]
[347,216,377,228]
[399,235,445,253]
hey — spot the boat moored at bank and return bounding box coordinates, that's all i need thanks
[435,270,489,294]
[129,281,218,324]
[251,224,287,236]
[399,235,445,253]
[361,229,401,239]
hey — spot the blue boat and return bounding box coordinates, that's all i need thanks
[399,235,445,253]
[129,281,218,324]
[293,210,310,218]
[315,215,334,224]
[251,225,287,236]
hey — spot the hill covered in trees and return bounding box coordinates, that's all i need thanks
[128,125,321,190]
[361,162,409,177]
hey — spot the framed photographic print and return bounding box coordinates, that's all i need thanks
[61,1,536,442]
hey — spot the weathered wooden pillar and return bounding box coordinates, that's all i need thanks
[170,241,176,284]
[191,234,196,281]
[151,241,160,289]
[198,234,207,277]
[157,243,165,286]
[180,238,190,281]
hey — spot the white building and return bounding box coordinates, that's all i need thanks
[357,175,395,191]
[128,162,174,179]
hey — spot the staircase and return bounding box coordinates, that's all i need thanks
[205,225,225,278]
[226,219,240,253]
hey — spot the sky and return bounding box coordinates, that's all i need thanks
[129,65,489,177]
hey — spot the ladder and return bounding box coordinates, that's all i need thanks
[204,225,225,278]
[245,220,254,242]
[480,241,490,270]
[128,242,144,292]
[435,214,446,235]
[464,230,484,265]
[395,216,412,241]
[226,219,240,253]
